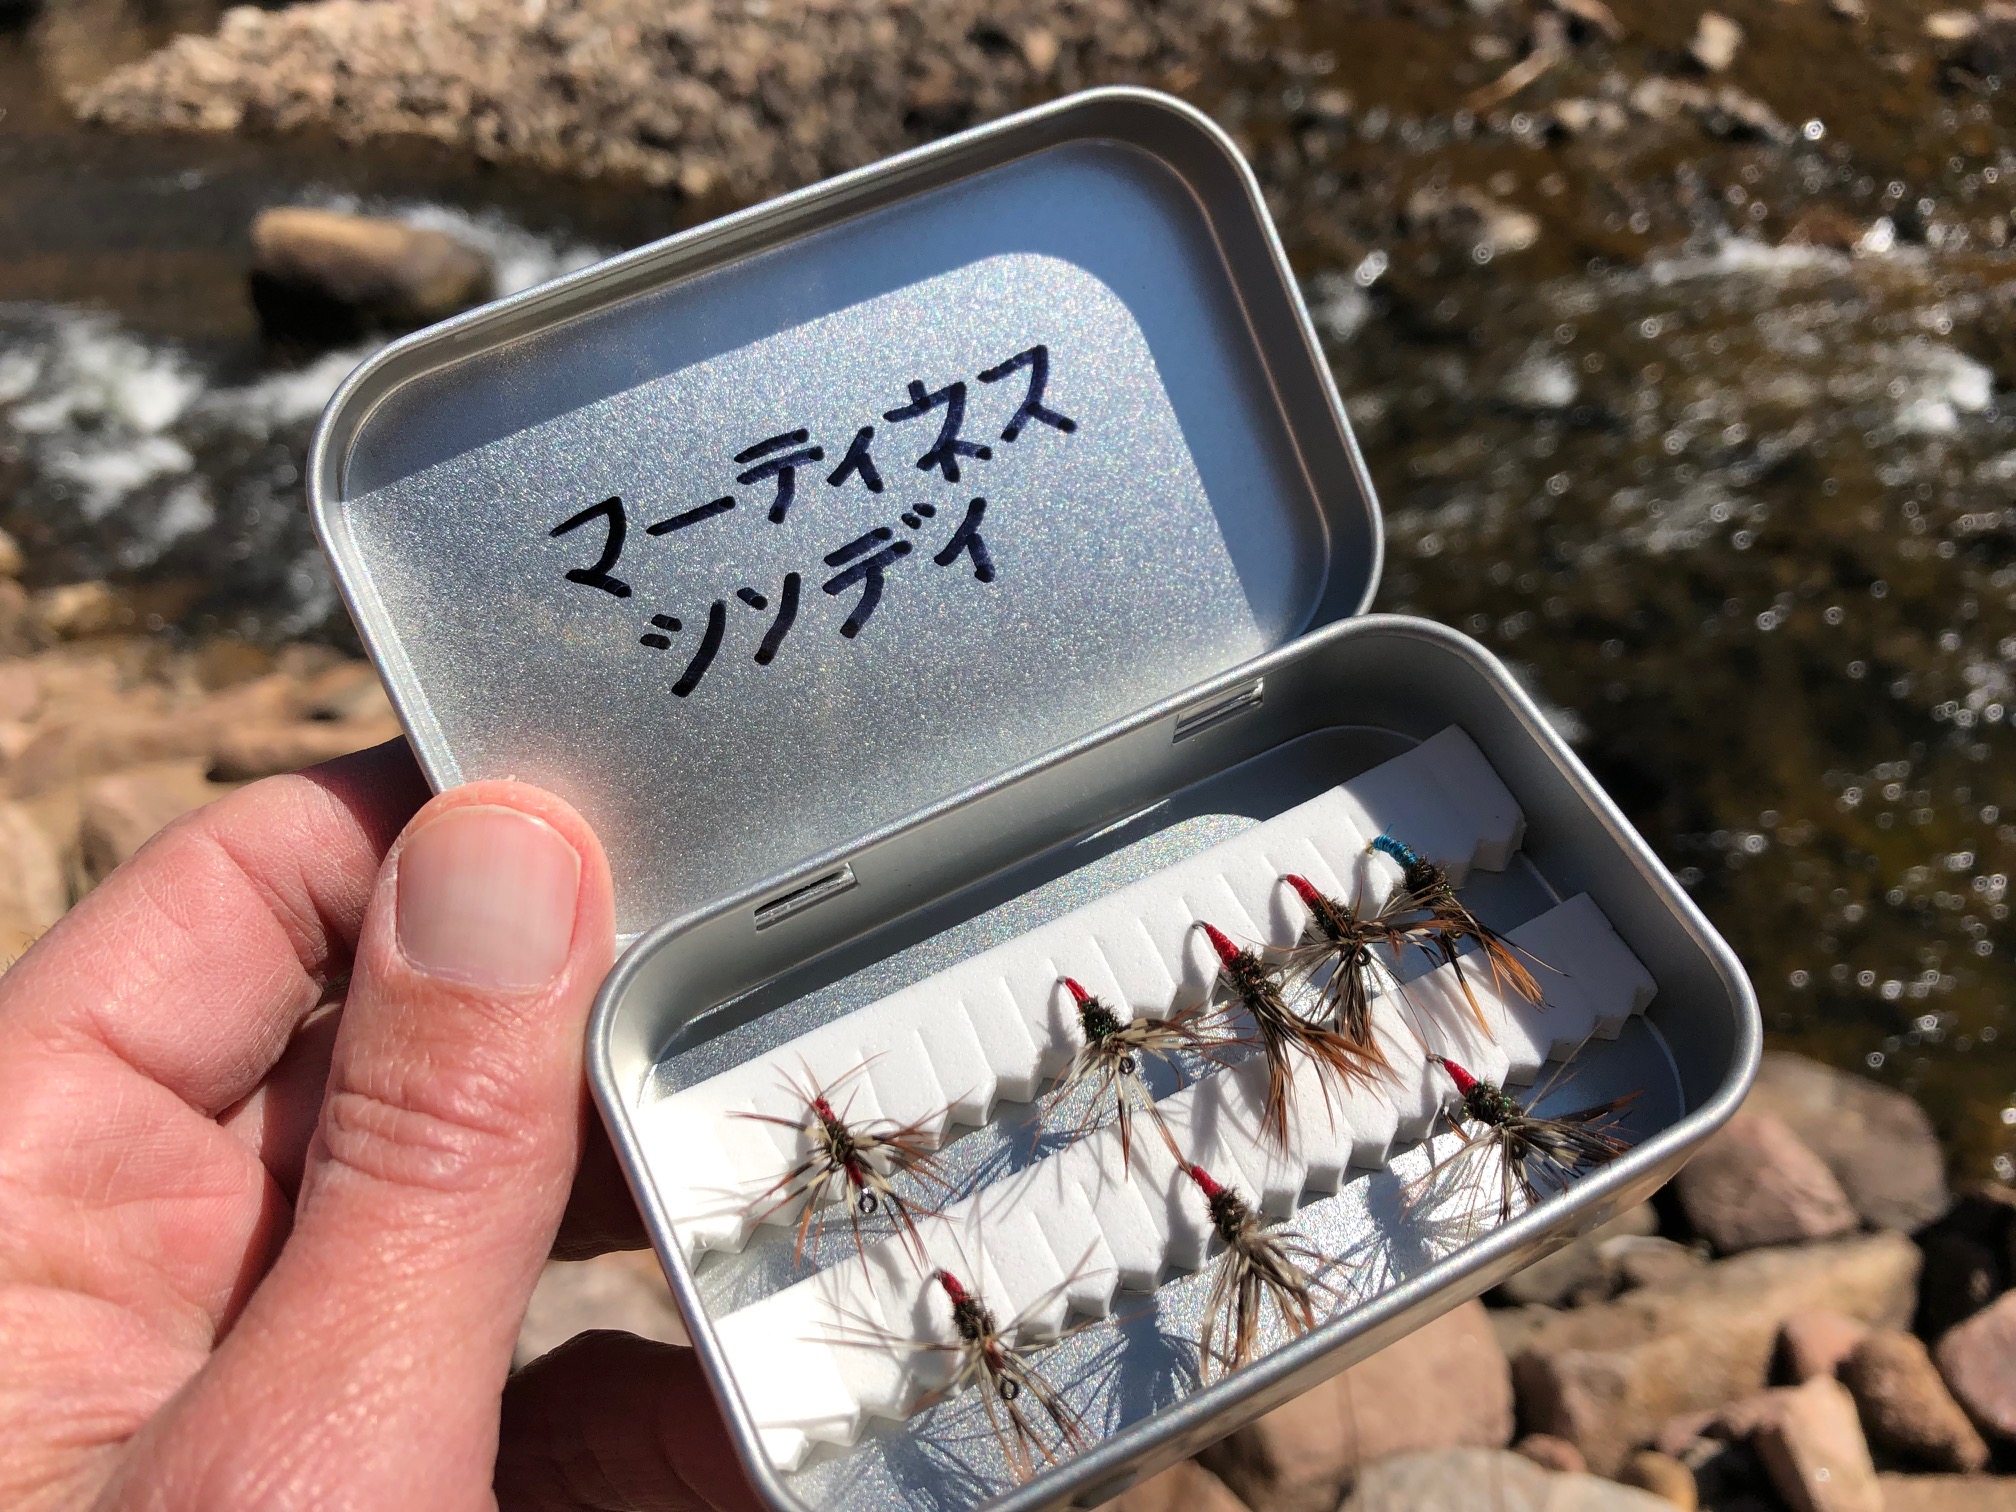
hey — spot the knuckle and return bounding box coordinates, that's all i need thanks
[318,1052,543,1198]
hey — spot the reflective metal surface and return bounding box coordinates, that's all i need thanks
[591,617,1760,1512]
[310,91,1378,937]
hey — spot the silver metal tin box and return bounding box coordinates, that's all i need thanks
[310,88,1758,1512]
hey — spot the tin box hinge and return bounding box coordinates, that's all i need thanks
[753,864,859,930]
[1172,677,1264,743]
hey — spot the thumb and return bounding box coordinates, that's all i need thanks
[116,783,616,1511]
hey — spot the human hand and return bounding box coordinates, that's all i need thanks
[0,741,757,1512]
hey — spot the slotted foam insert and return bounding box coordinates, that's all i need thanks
[712,891,1654,1468]
[645,727,1528,1259]
[633,727,1658,1469]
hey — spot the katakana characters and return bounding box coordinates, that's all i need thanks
[646,495,736,536]
[742,572,802,667]
[822,525,912,638]
[549,496,633,598]
[978,345,1077,442]
[932,497,995,583]
[671,599,726,698]
[736,428,828,524]
[884,378,992,483]
[825,425,884,495]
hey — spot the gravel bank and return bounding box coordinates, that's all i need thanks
[78,0,1269,199]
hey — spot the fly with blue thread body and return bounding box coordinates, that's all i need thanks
[1370,833,1543,1024]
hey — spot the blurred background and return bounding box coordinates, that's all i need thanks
[13,2,2016,1507]
[6,0,2014,1178]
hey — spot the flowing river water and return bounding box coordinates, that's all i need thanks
[5,0,2016,1174]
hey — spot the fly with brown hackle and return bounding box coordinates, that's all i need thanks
[1275,872,1429,1062]
[828,1267,1089,1485]
[1411,1054,1638,1227]
[1197,920,1381,1147]
[1182,1162,1336,1379]
[1370,833,1544,1025]
[1042,976,1239,1162]
[733,1060,951,1271]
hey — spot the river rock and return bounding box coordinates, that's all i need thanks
[514,1250,691,1366]
[5,709,217,799]
[1100,1460,1250,1512]
[1879,1473,2016,1511]
[250,207,492,337]
[207,717,402,782]
[80,0,1263,203]
[1934,1287,2016,1439]
[0,799,68,961]
[1690,12,1743,71]
[1747,1052,1950,1232]
[1340,1447,1674,1512]
[1198,1300,1511,1511]
[1503,1232,1918,1475]
[1491,1202,1658,1306]
[1618,1449,1697,1509]
[1778,1309,1870,1383]
[31,581,126,641]
[1514,1433,1587,1473]
[78,761,225,881]
[1915,1185,2016,1339]
[1673,1108,1858,1253]
[1747,1378,1883,1512]
[1840,1328,1989,1472]
[1610,1237,1707,1294]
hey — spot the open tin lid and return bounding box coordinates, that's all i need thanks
[310,88,1382,937]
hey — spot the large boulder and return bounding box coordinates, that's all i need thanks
[1778,1308,1870,1383]
[1746,1052,1950,1232]
[1914,1184,2016,1340]
[1198,1300,1511,1512]
[1934,1287,2016,1440]
[1673,1108,1858,1254]
[1490,1202,1659,1307]
[207,717,402,782]
[0,799,68,960]
[1502,1232,1919,1475]
[1099,1460,1249,1512]
[249,207,492,339]
[1840,1328,1989,1472]
[1746,1378,1884,1512]
[1340,1447,1674,1512]
[1879,1473,2016,1511]
[514,1251,691,1367]
[78,761,226,881]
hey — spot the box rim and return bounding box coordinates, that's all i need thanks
[306,86,1385,846]
[587,612,1762,1512]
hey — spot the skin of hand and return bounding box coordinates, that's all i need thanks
[0,740,760,1512]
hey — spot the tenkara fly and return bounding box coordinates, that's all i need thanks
[1198,921,1380,1147]
[1184,1163,1333,1378]
[1370,833,1543,1021]
[1414,1055,1637,1225]
[1042,977,1234,1161]
[733,1061,949,1270]
[1276,873,1424,1060]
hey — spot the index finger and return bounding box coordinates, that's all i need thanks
[0,739,429,1117]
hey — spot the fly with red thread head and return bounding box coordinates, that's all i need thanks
[1183,1162,1334,1378]
[733,1061,950,1271]
[1041,976,1238,1162]
[1369,833,1543,1025]
[1275,873,1426,1060]
[1197,920,1381,1147]
[1412,1054,1638,1227]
